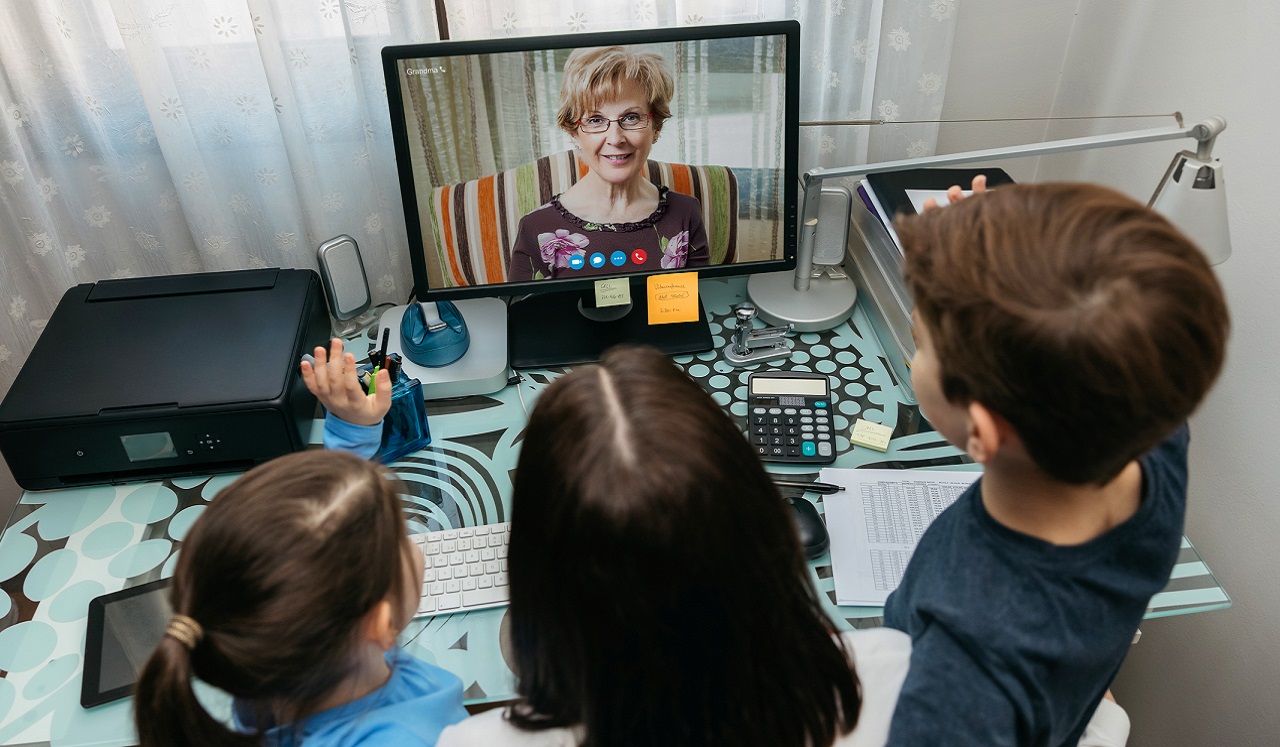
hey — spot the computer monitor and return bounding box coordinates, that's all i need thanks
[383,20,800,367]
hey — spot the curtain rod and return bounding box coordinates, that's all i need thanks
[799,112,1183,127]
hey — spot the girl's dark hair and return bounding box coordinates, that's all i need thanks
[507,345,860,747]
[133,450,408,747]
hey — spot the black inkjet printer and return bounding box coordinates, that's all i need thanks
[0,269,330,490]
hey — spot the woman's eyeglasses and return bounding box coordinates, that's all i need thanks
[576,112,653,134]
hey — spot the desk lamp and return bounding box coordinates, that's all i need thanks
[748,115,1230,331]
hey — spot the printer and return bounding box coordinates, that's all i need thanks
[0,268,330,490]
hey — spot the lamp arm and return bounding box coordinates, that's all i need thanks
[794,116,1227,283]
[802,122,1215,186]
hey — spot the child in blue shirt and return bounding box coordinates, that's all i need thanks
[883,182,1229,747]
[133,339,466,746]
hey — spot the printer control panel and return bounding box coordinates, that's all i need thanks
[195,433,223,453]
[6,409,302,488]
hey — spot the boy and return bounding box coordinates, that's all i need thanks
[883,182,1229,746]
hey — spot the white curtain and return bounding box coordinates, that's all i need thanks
[0,0,957,393]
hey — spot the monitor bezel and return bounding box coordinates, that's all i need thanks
[383,20,801,302]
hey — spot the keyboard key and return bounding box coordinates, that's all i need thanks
[462,578,477,591]
[462,586,509,607]
[445,579,461,594]
[478,576,494,589]
[418,597,436,614]
[494,572,509,587]
[437,593,462,611]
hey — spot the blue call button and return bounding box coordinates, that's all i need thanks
[589,252,606,268]
[567,254,585,270]
[610,250,627,267]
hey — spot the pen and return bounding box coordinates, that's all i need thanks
[771,479,845,495]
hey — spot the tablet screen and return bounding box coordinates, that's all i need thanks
[82,578,171,708]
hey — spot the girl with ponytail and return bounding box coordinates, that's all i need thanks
[132,449,467,746]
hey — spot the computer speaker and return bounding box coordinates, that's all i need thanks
[811,185,852,266]
[316,235,372,321]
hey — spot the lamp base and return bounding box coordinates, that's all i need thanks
[747,271,857,332]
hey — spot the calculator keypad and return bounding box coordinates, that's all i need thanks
[749,399,835,464]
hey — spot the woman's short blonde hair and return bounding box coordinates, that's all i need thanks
[557,46,674,135]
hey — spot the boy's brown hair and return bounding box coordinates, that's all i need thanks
[897,182,1229,484]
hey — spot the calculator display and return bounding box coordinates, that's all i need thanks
[750,377,828,396]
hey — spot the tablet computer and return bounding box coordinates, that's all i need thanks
[81,578,171,708]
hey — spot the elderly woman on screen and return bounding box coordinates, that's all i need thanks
[507,46,710,282]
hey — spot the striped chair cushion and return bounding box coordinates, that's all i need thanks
[426,150,739,287]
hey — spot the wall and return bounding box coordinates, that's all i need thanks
[940,1,1279,745]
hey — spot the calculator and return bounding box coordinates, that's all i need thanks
[746,371,836,464]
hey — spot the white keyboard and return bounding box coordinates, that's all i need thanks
[410,522,511,618]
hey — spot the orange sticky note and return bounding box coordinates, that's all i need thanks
[647,272,700,325]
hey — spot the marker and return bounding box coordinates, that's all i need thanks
[771,479,845,495]
[369,366,380,395]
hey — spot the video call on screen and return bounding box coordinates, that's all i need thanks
[392,32,791,290]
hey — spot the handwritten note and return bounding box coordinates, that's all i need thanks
[594,278,631,308]
[646,272,699,325]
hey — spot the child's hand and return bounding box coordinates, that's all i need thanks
[300,338,391,426]
[922,173,988,211]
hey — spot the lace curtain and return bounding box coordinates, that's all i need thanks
[0,0,958,393]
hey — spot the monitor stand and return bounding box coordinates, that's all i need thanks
[508,289,713,369]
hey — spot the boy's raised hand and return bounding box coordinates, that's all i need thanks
[300,338,391,426]
[922,173,988,211]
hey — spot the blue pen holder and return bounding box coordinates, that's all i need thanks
[361,366,431,463]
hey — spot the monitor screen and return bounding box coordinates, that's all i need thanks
[383,21,800,303]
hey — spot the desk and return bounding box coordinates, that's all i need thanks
[0,278,1230,746]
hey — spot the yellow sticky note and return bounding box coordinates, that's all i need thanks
[646,272,700,325]
[594,278,631,308]
[851,418,893,452]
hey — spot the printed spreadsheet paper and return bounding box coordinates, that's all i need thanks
[821,468,982,606]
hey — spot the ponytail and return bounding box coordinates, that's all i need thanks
[134,634,257,747]
[131,451,410,746]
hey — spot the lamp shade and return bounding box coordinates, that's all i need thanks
[1150,151,1231,265]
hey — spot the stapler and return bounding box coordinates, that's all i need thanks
[724,301,795,367]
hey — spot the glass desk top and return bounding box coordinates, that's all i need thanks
[0,278,1229,746]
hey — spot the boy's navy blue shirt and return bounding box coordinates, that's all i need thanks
[883,426,1189,747]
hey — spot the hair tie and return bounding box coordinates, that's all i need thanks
[166,615,204,650]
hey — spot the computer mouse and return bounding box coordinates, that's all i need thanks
[789,496,830,560]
